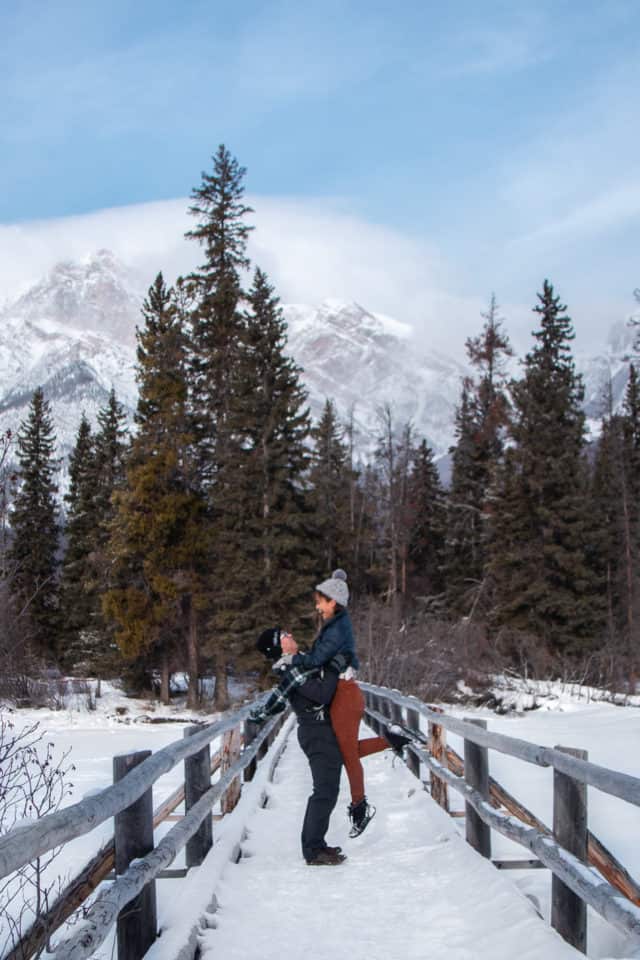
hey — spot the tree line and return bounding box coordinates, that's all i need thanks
[2,145,638,707]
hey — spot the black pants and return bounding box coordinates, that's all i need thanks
[297,721,343,861]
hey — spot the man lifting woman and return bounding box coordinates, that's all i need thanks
[250,569,409,866]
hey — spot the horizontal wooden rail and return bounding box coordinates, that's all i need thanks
[0,699,265,881]
[364,698,640,945]
[48,713,283,960]
[442,744,640,908]
[361,682,640,807]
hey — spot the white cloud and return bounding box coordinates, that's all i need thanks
[0,196,489,356]
[0,191,631,362]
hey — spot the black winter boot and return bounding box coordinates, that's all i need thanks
[306,848,347,865]
[348,798,376,838]
[384,723,411,758]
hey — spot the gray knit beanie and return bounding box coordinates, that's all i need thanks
[315,568,349,607]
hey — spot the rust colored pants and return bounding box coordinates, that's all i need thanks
[329,678,389,805]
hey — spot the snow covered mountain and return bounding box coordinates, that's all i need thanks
[0,252,139,485]
[0,249,636,484]
[283,299,466,456]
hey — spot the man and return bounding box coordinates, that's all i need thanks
[250,627,347,866]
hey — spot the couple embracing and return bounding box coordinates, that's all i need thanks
[249,569,409,866]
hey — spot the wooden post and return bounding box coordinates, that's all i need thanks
[113,751,157,960]
[552,746,588,954]
[464,718,491,858]
[244,719,259,782]
[367,693,378,734]
[390,699,403,726]
[405,707,421,779]
[380,695,392,734]
[221,724,242,814]
[429,706,449,811]
[184,726,212,867]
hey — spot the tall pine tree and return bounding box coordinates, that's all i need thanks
[9,388,60,658]
[308,399,353,575]
[488,281,603,656]
[444,296,512,615]
[408,438,446,603]
[59,414,100,669]
[104,274,206,706]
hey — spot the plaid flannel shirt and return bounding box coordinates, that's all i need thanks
[252,664,323,721]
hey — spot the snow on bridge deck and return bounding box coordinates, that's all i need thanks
[154,722,582,960]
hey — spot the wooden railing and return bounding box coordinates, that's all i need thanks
[3,683,640,959]
[0,697,287,960]
[362,682,640,954]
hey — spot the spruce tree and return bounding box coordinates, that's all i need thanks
[594,366,640,675]
[59,414,99,669]
[444,296,512,615]
[487,281,603,655]
[183,145,255,707]
[408,439,446,602]
[93,387,128,521]
[224,267,313,642]
[186,144,253,486]
[9,388,60,658]
[308,399,352,574]
[104,274,206,706]
[444,381,482,611]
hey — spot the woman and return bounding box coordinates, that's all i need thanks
[282,569,409,837]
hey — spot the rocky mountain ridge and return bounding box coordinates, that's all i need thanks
[0,251,636,487]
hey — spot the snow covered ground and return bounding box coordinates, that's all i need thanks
[191,725,582,960]
[2,680,639,959]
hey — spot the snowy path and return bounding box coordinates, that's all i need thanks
[190,725,581,960]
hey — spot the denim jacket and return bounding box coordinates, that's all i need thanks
[291,609,360,671]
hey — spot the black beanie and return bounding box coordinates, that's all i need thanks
[256,626,282,661]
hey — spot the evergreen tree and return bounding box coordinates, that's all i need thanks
[58,414,99,669]
[444,381,483,611]
[408,439,446,601]
[9,388,60,657]
[104,275,206,707]
[186,144,253,486]
[591,366,640,677]
[308,399,352,574]
[183,145,255,707]
[227,268,313,639]
[93,387,128,523]
[487,281,603,655]
[444,296,512,614]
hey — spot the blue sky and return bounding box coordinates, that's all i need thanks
[1,0,639,353]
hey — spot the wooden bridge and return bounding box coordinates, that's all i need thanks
[1,684,640,959]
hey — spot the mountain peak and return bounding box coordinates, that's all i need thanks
[4,248,142,343]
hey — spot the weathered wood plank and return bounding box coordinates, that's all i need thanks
[113,751,157,960]
[493,859,546,870]
[552,746,588,953]
[405,707,421,779]
[184,727,213,868]
[429,707,449,811]
[221,725,242,814]
[464,719,491,859]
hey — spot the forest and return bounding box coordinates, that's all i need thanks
[1,145,639,711]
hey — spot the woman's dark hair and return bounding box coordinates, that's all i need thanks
[315,590,345,615]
